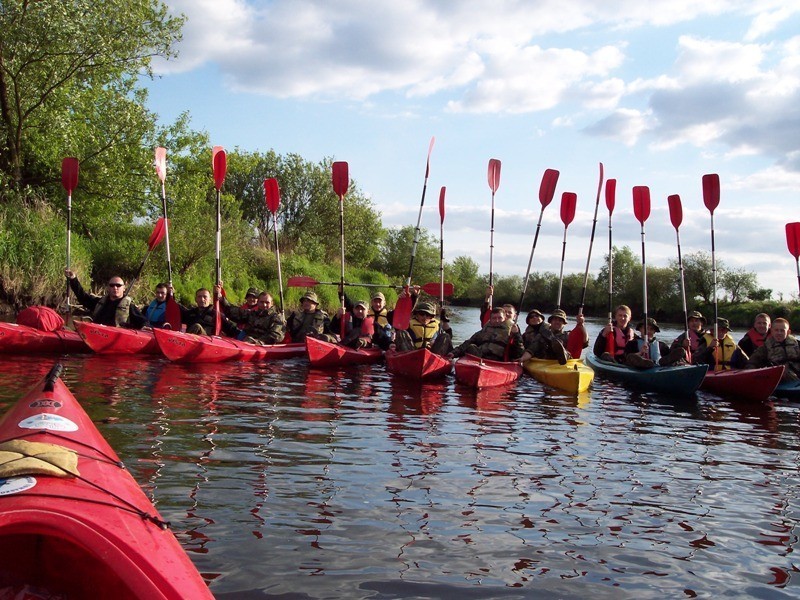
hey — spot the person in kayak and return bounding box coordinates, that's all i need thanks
[745,318,800,382]
[241,287,260,311]
[695,317,740,371]
[624,318,687,369]
[738,313,771,357]
[519,309,586,365]
[64,269,146,328]
[142,283,169,328]
[451,307,523,361]
[218,288,286,344]
[521,309,548,347]
[287,291,334,343]
[593,304,635,363]
[669,310,709,364]
[393,301,452,355]
[170,286,238,336]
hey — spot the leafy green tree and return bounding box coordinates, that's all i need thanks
[720,267,759,303]
[372,225,439,284]
[445,255,480,300]
[681,251,724,304]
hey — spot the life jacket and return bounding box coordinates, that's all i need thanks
[288,310,329,342]
[763,336,800,372]
[408,317,441,349]
[636,337,661,364]
[522,323,549,348]
[613,325,635,357]
[92,296,133,327]
[742,328,768,349]
[702,332,738,371]
[368,307,389,328]
[144,300,166,326]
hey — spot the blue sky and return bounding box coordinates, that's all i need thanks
[146,0,800,300]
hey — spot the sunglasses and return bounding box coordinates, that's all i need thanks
[108,283,124,288]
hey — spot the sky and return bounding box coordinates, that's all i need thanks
[145,0,800,300]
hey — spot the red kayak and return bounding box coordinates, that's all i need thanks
[454,355,522,388]
[74,321,159,354]
[386,348,452,380]
[701,365,785,402]
[154,328,305,363]
[0,364,213,599]
[0,322,88,355]
[306,336,383,367]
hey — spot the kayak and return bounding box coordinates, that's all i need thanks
[305,336,383,367]
[74,321,159,355]
[0,322,88,355]
[453,355,522,389]
[385,348,452,380]
[700,366,784,402]
[153,328,305,363]
[0,364,213,599]
[585,353,708,396]
[523,357,594,394]
[774,380,800,401]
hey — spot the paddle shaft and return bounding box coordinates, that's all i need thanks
[556,225,568,308]
[639,219,648,330]
[674,227,690,340]
[65,190,72,317]
[161,180,173,286]
[606,208,613,326]
[517,208,546,316]
[405,137,434,288]
[577,163,603,315]
[710,212,718,339]
[439,211,444,308]
[338,193,346,336]
[273,211,284,312]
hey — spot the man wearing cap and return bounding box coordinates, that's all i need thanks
[287,291,334,343]
[241,288,260,311]
[520,309,586,365]
[451,307,523,361]
[218,288,286,345]
[624,318,687,369]
[670,310,709,364]
[331,300,380,349]
[593,304,635,363]
[521,309,549,347]
[64,269,146,328]
[394,301,452,355]
[695,317,739,371]
[745,318,800,382]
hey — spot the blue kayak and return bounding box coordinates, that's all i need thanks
[774,380,800,401]
[585,353,708,396]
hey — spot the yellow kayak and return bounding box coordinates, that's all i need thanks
[523,357,594,394]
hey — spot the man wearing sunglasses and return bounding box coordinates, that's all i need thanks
[64,269,146,328]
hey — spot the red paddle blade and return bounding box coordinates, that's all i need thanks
[154,147,167,183]
[288,275,318,287]
[786,223,800,259]
[212,147,227,190]
[425,136,435,178]
[538,168,559,208]
[420,282,454,296]
[566,327,584,360]
[488,158,501,193]
[632,186,651,224]
[605,178,616,214]
[702,173,720,213]
[147,217,167,250]
[360,316,375,336]
[332,161,349,197]
[165,295,182,331]
[668,194,683,229]
[439,186,446,222]
[393,295,412,331]
[264,178,280,214]
[560,192,577,227]
[61,157,79,193]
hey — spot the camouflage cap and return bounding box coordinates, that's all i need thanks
[548,309,568,324]
[414,301,436,316]
[300,291,319,305]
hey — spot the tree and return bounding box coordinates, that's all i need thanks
[721,268,759,303]
[681,251,724,304]
[445,255,480,300]
[372,225,439,284]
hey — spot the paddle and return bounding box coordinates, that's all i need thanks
[264,178,285,312]
[555,192,577,309]
[127,218,167,296]
[703,173,720,341]
[332,161,349,337]
[668,194,691,362]
[517,168,558,316]
[439,186,446,309]
[604,178,617,355]
[633,185,651,346]
[154,147,181,330]
[785,222,800,296]
[61,157,79,319]
[286,276,453,296]
[567,163,603,358]
[482,158,501,324]
[212,146,227,335]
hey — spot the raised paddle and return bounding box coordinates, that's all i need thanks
[702,173,721,340]
[484,158,501,320]
[264,178,285,312]
[332,161,349,337]
[61,157,79,319]
[632,185,651,344]
[604,178,617,355]
[439,186,447,309]
[212,146,227,336]
[286,276,453,296]
[785,222,800,296]
[127,218,167,296]
[154,147,181,330]
[668,194,691,361]
[396,138,436,331]
[555,192,577,309]
[567,163,604,358]
[517,168,559,317]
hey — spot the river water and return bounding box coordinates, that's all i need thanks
[0,308,798,598]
